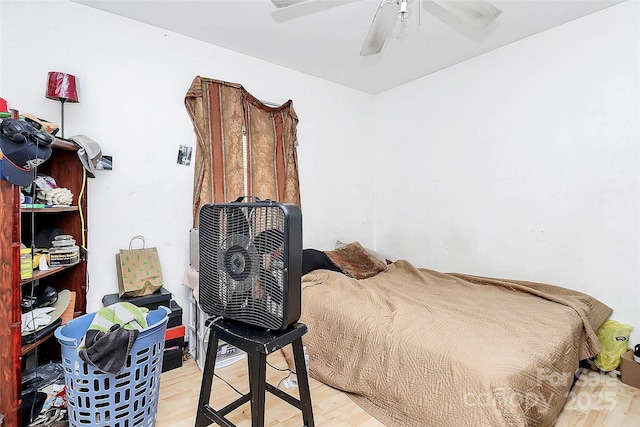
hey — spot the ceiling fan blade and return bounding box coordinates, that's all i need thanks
[360,0,401,56]
[271,0,310,8]
[430,0,501,29]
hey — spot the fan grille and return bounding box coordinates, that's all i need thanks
[199,201,302,330]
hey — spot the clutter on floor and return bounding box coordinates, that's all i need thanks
[21,366,68,427]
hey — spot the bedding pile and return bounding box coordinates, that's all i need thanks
[288,260,611,426]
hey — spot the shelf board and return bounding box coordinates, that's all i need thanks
[21,330,55,356]
[52,138,79,151]
[20,206,79,214]
[20,263,80,284]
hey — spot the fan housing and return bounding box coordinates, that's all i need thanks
[199,200,302,330]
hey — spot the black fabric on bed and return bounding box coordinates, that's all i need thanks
[302,249,342,276]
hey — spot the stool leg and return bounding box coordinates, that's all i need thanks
[291,339,315,427]
[249,352,267,427]
[195,332,220,427]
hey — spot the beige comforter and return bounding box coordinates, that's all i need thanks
[290,260,611,427]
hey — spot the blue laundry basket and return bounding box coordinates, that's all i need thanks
[55,306,170,427]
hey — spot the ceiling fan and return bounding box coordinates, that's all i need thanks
[271,0,502,56]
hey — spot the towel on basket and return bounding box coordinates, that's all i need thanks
[79,302,148,375]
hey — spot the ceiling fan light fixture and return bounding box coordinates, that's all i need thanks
[398,0,409,22]
[431,0,502,30]
[271,0,310,8]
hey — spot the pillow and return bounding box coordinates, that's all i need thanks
[302,249,343,276]
[335,240,388,265]
[324,241,387,280]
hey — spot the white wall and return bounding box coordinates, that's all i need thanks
[0,0,375,313]
[374,1,639,344]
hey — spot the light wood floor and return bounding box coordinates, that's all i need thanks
[157,352,640,427]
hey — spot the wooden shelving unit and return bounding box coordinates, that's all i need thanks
[0,136,88,426]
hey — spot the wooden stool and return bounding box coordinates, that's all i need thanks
[195,318,315,427]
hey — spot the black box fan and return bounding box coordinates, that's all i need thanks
[198,198,302,330]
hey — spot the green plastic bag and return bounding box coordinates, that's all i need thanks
[594,319,634,371]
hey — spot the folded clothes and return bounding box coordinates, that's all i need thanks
[79,302,148,375]
[22,318,62,346]
[21,290,72,336]
[22,307,55,334]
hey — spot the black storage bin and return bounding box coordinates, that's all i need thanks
[162,346,183,372]
[168,299,183,328]
[102,287,172,310]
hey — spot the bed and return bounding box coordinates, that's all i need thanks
[285,243,612,427]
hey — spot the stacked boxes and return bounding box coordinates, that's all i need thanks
[101,288,185,373]
[163,300,185,372]
[49,235,80,266]
[620,350,640,389]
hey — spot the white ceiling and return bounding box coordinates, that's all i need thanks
[74,0,625,94]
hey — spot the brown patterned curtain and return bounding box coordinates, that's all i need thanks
[185,76,301,226]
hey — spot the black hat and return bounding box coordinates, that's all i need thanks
[0,118,53,186]
[21,285,59,312]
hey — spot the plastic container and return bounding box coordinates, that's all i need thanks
[187,290,197,360]
[195,306,245,371]
[55,306,170,427]
[20,248,32,279]
[48,245,80,266]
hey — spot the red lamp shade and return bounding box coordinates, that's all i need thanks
[46,72,79,103]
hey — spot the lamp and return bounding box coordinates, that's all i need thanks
[46,72,79,138]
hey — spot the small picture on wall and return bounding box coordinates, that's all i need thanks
[97,155,112,170]
[177,145,192,166]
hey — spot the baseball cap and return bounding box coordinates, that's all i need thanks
[0,119,53,186]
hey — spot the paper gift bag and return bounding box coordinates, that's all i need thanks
[116,235,164,297]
